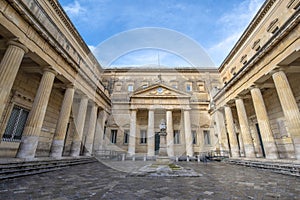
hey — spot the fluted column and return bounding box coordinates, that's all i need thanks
[94,110,108,151]
[250,87,278,159]
[235,98,256,158]
[215,109,229,153]
[0,41,28,124]
[50,85,75,157]
[184,109,193,156]
[128,109,137,156]
[17,68,57,159]
[224,105,239,157]
[70,95,89,157]
[84,103,98,156]
[272,70,300,160]
[166,110,174,157]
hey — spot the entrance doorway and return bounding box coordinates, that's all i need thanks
[255,123,266,157]
[155,132,160,155]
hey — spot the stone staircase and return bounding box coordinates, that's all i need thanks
[0,156,98,180]
[224,158,300,177]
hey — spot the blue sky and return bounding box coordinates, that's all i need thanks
[59,0,265,68]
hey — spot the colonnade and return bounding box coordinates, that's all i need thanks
[0,40,107,159]
[216,69,300,160]
[128,108,194,157]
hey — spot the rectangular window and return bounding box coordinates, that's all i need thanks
[204,130,210,145]
[110,130,117,144]
[140,130,147,144]
[128,85,133,92]
[186,83,192,92]
[192,130,197,144]
[174,130,180,144]
[2,105,29,142]
[124,130,129,144]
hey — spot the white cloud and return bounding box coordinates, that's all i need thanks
[88,45,96,52]
[208,0,264,66]
[63,1,86,17]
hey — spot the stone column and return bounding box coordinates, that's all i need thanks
[272,70,300,160]
[215,109,229,154]
[84,103,98,156]
[94,110,108,151]
[224,105,239,157]
[235,98,256,158]
[50,85,75,158]
[128,109,137,156]
[70,95,89,157]
[166,110,174,157]
[250,87,278,159]
[184,109,193,156]
[0,41,28,122]
[147,109,155,157]
[17,68,56,159]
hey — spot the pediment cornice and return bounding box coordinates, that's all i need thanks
[131,83,191,99]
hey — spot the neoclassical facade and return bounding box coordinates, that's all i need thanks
[212,0,300,160]
[0,0,110,158]
[101,68,221,157]
[0,0,299,161]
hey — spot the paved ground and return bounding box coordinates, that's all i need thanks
[0,160,299,200]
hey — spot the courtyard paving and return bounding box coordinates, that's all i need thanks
[0,160,299,200]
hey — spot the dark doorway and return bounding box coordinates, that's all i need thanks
[226,132,232,157]
[155,132,160,155]
[255,123,266,157]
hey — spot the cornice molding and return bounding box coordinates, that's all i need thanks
[219,0,277,71]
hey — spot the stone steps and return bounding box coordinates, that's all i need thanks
[225,158,300,177]
[0,157,98,180]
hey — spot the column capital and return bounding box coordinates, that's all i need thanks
[248,84,261,91]
[7,40,28,53]
[42,66,58,76]
[66,83,75,88]
[81,94,89,99]
[269,67,287,76]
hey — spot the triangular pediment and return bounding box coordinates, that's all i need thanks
[131,83,190,98]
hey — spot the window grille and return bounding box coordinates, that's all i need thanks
[124,130,129,144]
[140,130,147,144]
[204,130,211,145]
[111,130,117,143]
[174,130,180,144]
[192,130,197,144]
[2,106,29,142]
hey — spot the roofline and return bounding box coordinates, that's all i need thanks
[103,67,219,73]
[218,0,276,72]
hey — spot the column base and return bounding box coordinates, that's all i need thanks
[244,144,256,158]
[83,152,92,156]
[70,141,81,157]
[16,135,39,159]
[147,152,155,157]
[50,140,64,158]
[293,138,300,160]
[230,147,240,158]
[264,142,279,159]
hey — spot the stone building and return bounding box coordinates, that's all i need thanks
[101,68,221,157]
[0,0,111,159]
[212,0,300,160]
[0,0,299,162]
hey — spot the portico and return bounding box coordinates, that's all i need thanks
[128,83,193,157]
